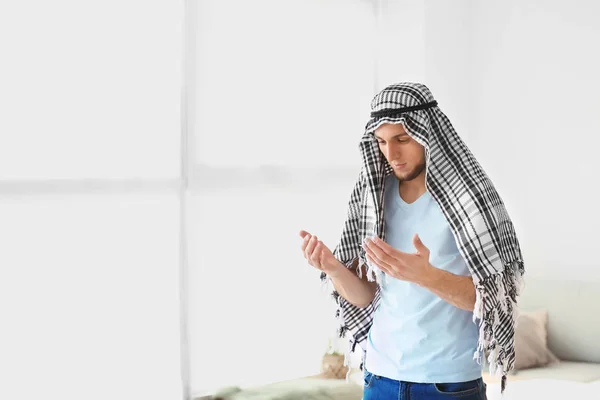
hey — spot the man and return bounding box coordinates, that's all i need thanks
[300,82,524,399]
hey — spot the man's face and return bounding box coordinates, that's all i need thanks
[374,123,426,182]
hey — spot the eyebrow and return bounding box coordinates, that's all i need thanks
[374,133,408,140]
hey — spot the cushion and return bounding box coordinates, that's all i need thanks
[518,277,600,363]
[514,310,559,370]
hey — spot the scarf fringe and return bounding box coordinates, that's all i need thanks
[320,261,368,384]
[323,260,525,393]
[472,259,525,393]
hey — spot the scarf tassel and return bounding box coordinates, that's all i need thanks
[473,260,525,394]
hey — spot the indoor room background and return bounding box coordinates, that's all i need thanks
[1,1,598,399]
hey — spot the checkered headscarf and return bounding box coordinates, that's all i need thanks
[322,82,525,393]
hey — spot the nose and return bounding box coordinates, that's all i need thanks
[383,142,401,162]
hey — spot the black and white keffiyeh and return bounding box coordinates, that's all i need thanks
[322,82,525,393]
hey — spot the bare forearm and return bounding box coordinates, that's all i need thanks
[329,261,377,309]
[420,265,476,311]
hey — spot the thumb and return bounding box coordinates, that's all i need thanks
[413,234,428,256]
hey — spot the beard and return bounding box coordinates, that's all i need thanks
[395,159,426,182]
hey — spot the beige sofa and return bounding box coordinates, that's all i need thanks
[485,276,600,384]
[201,277,600,399]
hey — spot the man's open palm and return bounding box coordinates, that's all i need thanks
[299,230,342,276]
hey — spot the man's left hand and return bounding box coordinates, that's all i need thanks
[363,234,437,287]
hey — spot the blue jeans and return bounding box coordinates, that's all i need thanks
[362,369,487,400]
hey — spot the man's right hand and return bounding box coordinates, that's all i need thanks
[299,230,345,277]
[299,230,378,308]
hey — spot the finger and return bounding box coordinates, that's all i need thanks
[301,233,312,254]
[366,251,391,276]
[412,234,429,256]
[310,241,324,269]
[305,235,319,260]
[370,237,412,264]
[364,245,392,271]
[364,238,396,265]
[299,230,310,239]
[369,237,398,257]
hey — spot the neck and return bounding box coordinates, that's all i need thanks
[398,173,426,204]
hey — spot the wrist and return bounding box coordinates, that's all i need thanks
[325,261,347,279]
[419,263,442,289]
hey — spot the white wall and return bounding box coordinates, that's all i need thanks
[0,2,181,179]
[187,0,377,396]
[0,2,184,400]
[377,0,473,142]
[469,0,600,280]
[6,2,596,398]
[379,0,600,281]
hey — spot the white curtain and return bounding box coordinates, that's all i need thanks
[187,0,377,396]
[0,1,184,400]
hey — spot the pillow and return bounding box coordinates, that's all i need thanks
[514,309,560,370]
